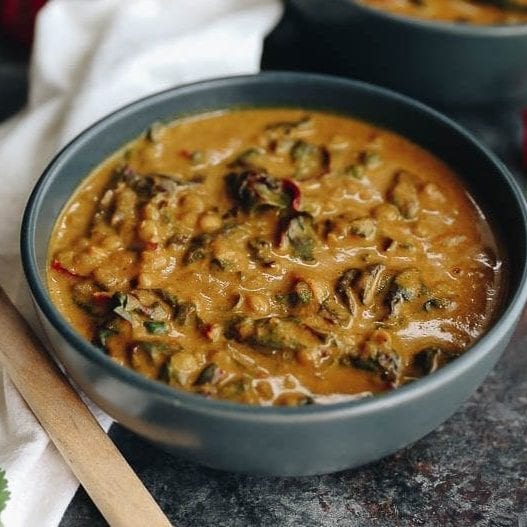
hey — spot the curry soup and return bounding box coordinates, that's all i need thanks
[359,0,527,24]
[48,109,503,406]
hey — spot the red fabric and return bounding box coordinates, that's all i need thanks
[0,0,19,27]
[0,0,47,46]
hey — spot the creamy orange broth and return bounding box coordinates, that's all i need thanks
[359,0,527,24]
[48,109,503,406]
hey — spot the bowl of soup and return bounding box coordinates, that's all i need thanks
[286,0,527,107]
[21,72,527,475]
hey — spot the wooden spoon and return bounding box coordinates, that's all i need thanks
[0,286,172,527]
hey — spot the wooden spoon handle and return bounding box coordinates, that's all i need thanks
[0,286,172,527]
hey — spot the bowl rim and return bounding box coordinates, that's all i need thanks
[21,71,527,422]
[346,0,527,35]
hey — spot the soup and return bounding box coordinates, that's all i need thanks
[359,0,527,24]
[48,109,504,406]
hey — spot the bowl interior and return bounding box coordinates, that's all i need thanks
[21,72,527,414]
[347,0,527,32]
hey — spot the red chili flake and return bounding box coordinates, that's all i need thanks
[51,259,79,278]
[179,149,192,160]
[282,178,301,211]
[522,109,527,170]
[92,291,112,305]
[145,242,158,251]
[202,323,222,342]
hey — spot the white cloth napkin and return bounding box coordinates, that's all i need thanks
[0,1,282,525]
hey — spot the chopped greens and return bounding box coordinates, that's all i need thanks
[413,347,460,375]
[279,212,317,262]
[144,321,168,335]
[247,237,275,267]
[290,140,330,180]
[227,316,313,353]
[226,169,293,212]
[389,171,420,219]
[193,363,219,385]
[336,268,360,315]
[341,329,401,384]
[388,269,422,316]
[349,218,377,240]
[184,234,212,264]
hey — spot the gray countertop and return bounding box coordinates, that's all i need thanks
[1,12,526,527]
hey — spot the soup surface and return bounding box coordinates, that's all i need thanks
[48,109,503,406]
[359,0,527,24]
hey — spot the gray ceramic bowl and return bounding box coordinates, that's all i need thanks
[21,72,527,476]
[287,0,527,107]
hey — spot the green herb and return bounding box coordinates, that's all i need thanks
[144,321,168,335]
[279,212,317,262]
[290,140,330,180]
[342,164,365,180]
[184,234,212,265]
[341,349,401,384]
[0,468,10,514]
[112,292,142,323]
[193,363,218,385]
[230,147,264,168]
[349,218,377,240]
[174,301,199,327]
[155,290,201,328]
[276,281,313,308]
[71,281,110,317]
[210,258,237,272]
[156,289,179,308]
[335,268,360,315]
[295,281,313,304]
[413,347,460,375]
[247,237,275,267]
[218,378,247,399]
[117,168,191,200]
[226,169,292,212]
[388,269,422,316]
[359,150,382,169]
[341,354,378,372]
[226,316,310,353]
[96,327,118,347]
[139,341,171,354]
[389,171,420,220]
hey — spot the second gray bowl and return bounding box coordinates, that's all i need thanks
[287,0,527,107]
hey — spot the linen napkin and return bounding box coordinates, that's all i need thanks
[0,1,282,525]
